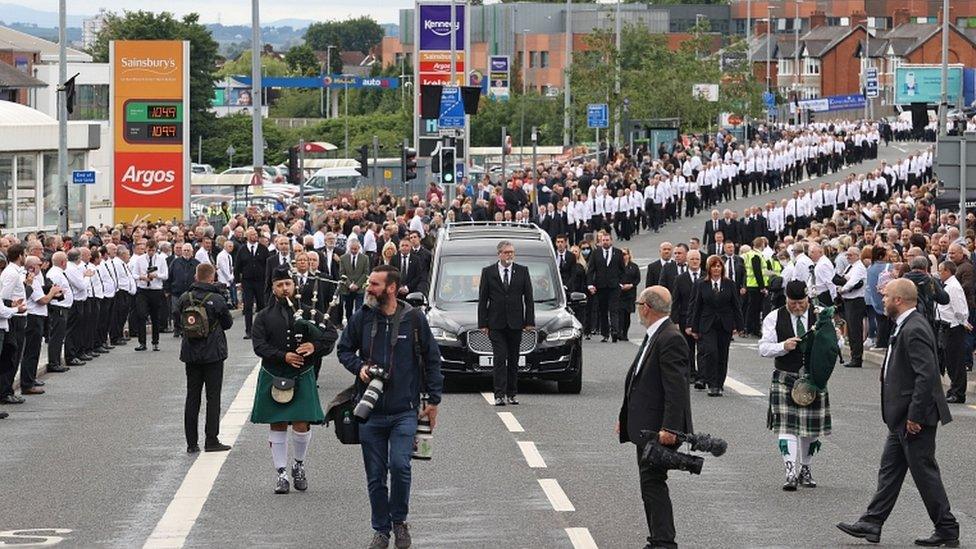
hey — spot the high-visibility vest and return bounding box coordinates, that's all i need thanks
[743,250,763,288]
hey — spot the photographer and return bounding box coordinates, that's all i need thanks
[616,286,692,549]
[337,265,443,549]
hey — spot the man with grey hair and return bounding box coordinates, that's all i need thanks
[19,256,62,394]
[837,246,868,368]
[64,248,91,365]
[45,251,73,373]
[617,285,692,549]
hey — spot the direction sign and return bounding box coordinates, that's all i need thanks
[762,92,776,108]
[438,86,465,130]
[587,103,608,129]
[865,67,879,98]
[72,170,96,185]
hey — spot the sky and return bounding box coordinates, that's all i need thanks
[31,0,414,26]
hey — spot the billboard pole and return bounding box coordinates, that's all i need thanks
[938,0,949,137]
[57,0,68,234]
[251,0,264,178]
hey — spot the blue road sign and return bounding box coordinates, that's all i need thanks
[438,86,466,130]
[587,103,608,129]
[72,170,96,185]
[763,92,776,108]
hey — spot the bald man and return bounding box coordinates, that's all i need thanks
[838,279,957,546]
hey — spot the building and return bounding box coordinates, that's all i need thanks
[82,9,109,51]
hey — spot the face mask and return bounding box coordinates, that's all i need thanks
[581,249,591,257]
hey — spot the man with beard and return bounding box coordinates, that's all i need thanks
[249,267,338,494]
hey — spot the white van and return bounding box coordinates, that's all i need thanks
[302,166,365,195]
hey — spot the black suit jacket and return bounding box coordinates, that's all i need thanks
[721,255,746,291]
[234,242,270,283]
[264,252,292,296]
[703,218,722,246]
[478,263,535,330]
[645,259,669,288]
[555,249,577,288]
[618,320,693,445]
[659,261,688,292]
[687,277,744,334]
[392,253,430,295]
[720,218,740,244]
[669,271,700,329]
[587,247,625,290]
[881,311,952,431]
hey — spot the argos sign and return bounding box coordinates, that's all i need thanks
[111,40,189,223]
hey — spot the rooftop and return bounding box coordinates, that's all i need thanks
[0,25,92,63]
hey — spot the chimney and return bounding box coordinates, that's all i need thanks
[850,10,867,28]
[810,10,827,30]
[893,8,910,28]
[755,19,770,36]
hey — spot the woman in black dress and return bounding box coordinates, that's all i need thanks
[618,248,641,341]
[687,254,744,396]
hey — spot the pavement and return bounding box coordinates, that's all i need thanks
[3,141,976,548]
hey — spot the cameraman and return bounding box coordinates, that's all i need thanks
[337,265,443,549]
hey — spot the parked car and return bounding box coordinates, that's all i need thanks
[302,166,365,196]
[191,163,215,175]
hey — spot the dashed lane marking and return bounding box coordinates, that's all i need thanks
[517,441,548,468]
[628,339,765,396]
[143,361,260,549]
[566,527,599,549]
[497,411,525,432]
[481,391,496,405]
[538,479,575,512]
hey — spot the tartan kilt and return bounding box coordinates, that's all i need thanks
[766,369,831,438]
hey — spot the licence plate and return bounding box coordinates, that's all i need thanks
[478,355,527,367]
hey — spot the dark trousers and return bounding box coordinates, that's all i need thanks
[343,292,364,321]
[82,299,97,354]
[110,293,128,343]
[136,288,165,345]
[241,280,265,335]
[48,305,67,366]
[490,328,522,398]
[843,297,866,364]
[596,287,621,339]
[0,316,26,397]
[619,302,634,339]
[861,426,958,537]
[636,445,677,549]
[19,314,45,389]
[66,300,84,360]
[698,327,732,389]
[96,297,112,347]
[875,312,892,348]
[184,361,224,446]
[681,328,698,381]
[746,288,764,336]
[943,325,968,400]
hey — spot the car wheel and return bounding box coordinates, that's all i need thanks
[558,352,582,394]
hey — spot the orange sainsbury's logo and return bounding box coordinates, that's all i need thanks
[119,56,178,76]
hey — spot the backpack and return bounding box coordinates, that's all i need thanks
[182,292,214,339]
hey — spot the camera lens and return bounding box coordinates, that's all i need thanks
[353,378,384,422]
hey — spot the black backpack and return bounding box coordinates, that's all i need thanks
[181,292,214,339]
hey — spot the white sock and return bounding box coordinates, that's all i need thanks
[269,430,288,471]
[291,430,311,463]
[778,434,798,467]
[798,436,818,466]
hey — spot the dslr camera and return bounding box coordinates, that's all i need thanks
[640,430,728,475]
[353,361,391,422]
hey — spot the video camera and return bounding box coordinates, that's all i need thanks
[639,430,728,475]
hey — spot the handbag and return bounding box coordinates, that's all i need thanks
[326,384,361,444]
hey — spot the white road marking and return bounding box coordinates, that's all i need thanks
[481,391,496,405]
[538,479,575,512]
[143,361,261,549]
[725,377,765,396]
[497,411,525,432]
[517,441,548,468]
[565,527,599,549]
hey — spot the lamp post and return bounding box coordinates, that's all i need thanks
[746,0,752,65]
[322,45,336,118]
[766,7,774,93]
[863,18,871,120]
[938,0,949,137]
[613,0,621,147]
[251,0,263,178]
[563,0,572,148]
[520,28,530,168]
[344,75,351,158]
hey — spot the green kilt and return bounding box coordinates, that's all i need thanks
[766,369,831,438]
[250,366,325,424]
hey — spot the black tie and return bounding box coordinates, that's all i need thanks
[692,272,698,282]
[631,334,651,379]
[726,258,734,282]
[714,281,720,292]
[402,255,409,277]
[352,254,356,270]
[504,267,510,287]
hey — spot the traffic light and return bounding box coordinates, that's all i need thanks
[401,146,417,181]
[440,147,456,185]
[287,146,300,184]
[356,145,369,177]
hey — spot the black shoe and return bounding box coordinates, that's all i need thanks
[946,395,966,404]
[836,521,881,544]
[507,396,519,405]
[798,465,817,488]
[707,387,720,397]
[153,344,160,352]
[81,354,95,361]
[103,344,115,350]
[0,411,7,419]
[33,380,45,387]
[95,346,110,353]
[113,340,127,346]
[187,444,200,454]
[204,441,231,452]
[291,461,308,491]
[66,358,85,366]
[694,381,707,391]
[494,397,506,406]
[845,361,862,368]
[243,334,251,340]
[914,532,960,547]
[274,469,290,494]
[783,464,799,491]
[134,345,147,351]
[0,394,25,404]
[89,348,104,355]
[392,522,411,549]
[600,337,609,343]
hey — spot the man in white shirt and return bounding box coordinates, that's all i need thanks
[937,260,970,403]
[46,251,73,372]
[216,240,237,309]
[65,247,91,365]
[131,240,169,351]
[94,248,118,353]
[109,245,132,346]
[19,256,62,394]
[195,237,214,265]
[809,244,837,306]
[408,207,426,238]
[0,245,30,404]
[837,247,868,368]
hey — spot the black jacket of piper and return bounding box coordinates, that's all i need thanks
[252,297,338,377]
[177,282,234,364]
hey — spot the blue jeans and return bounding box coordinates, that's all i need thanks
[359,410,418,535]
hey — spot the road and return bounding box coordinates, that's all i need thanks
[2,140,974,548]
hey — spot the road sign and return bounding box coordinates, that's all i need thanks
[72,170,96,185]
[587,103,608,129]
[762,92,776,108]
[865,67,879,98]
[935,136,976,191]
[438,86,465,130]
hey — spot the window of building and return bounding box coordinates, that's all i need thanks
[529,51,538,68]
[804,58,821,75]
[0,155,11,230]
[42,151,84,228]
[779,59,793,75]
[540,51,549,68]
[68,84,109,121]
[15,154,37,229]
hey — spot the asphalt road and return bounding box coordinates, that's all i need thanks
[3,140,974,549]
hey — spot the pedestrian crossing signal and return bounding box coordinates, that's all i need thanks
[356,145,369,177]
[440,147,456,185]
[402,146,417,182]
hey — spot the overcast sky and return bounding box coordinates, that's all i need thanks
[32,0,413,25]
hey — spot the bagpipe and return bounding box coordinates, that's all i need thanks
[791,295,842,407]
[287,265,346,322]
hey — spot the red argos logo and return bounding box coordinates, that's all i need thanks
[114,152,183,207]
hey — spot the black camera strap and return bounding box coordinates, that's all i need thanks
[367,301,406,377]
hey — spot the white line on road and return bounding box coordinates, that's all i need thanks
[481,391,496,405]
[143,361,261,549]
[538,479,575,511]
[724,377,765,396]
[565,527,599,549]
[497,411,525,432]
[517,441,548,468]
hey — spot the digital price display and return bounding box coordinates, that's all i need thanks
[123,100,183,144]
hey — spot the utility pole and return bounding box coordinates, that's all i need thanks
[864,19,871,121]
[250,0,263,178]
[531,126,538,207]
[746,0,752,65]
[298,138,305,205]
[613,0,621,148]
[372,135,380,188]
[57,0,68,234]
[450,0,457,85]
[766,6,773,94]
[563,0,572,148]
[344,78,350,157]
[938,0,949,137]
[794,0,802,123]
[501,126,507,184]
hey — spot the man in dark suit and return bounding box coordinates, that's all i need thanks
[719,211,741,245]
[392,239,429,297]
[478,240,534,406]
[618,285,693,549]
[645,242,673,289]
[658,244,688,292]
[670,249,702,387]
[722,242,746,294]
[234,227,269,339]
[837,279,958,547]
[587,232,626,342]
[554,235,576,289]
[702,210,721,247]
[264,235,293,303]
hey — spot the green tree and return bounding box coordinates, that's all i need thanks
[284,44,320,76]
[91,10,219,141]
[218,50,291,78]
[305,16,384,58]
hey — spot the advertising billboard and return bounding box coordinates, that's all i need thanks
[488,55,510,100]
[894,65,964,106]
[111,40,190,223]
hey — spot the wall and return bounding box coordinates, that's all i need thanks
[821,27,866,97]
[905,28,976,67]
[0,49,37,105]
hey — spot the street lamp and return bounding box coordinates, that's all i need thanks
[342,73,353,158]
[520,28,530,168]
[322,44,337,118]
[794,0,802,95]
[766,6,774,94]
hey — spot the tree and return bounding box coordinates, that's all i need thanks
[91,10,219,141]
[305,16,384,57]
[284,44,320,76]
[217,50,291,78]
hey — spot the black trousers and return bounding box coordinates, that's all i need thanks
[48,305,67,366]
[843,297,866,364]
[241,279,265,335]
[136,288,166,345]
[595,287,620,339]
[110,293,128,343]
[82,299,97,354]
[681,328,698,380]
[698,327,732,389]
[66,300,84,360]
[619,302,634,339]
[943,325,968,400]
[19,314,45,389]
[185,360,224,446]
[746,288,764,336]
[636,445,677,549]
[96,296,113,346]
[861,426,958,537]
[489,328,522,398]
[0,316,26,397]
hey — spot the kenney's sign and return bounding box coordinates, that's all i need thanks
[418,4,465,51]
